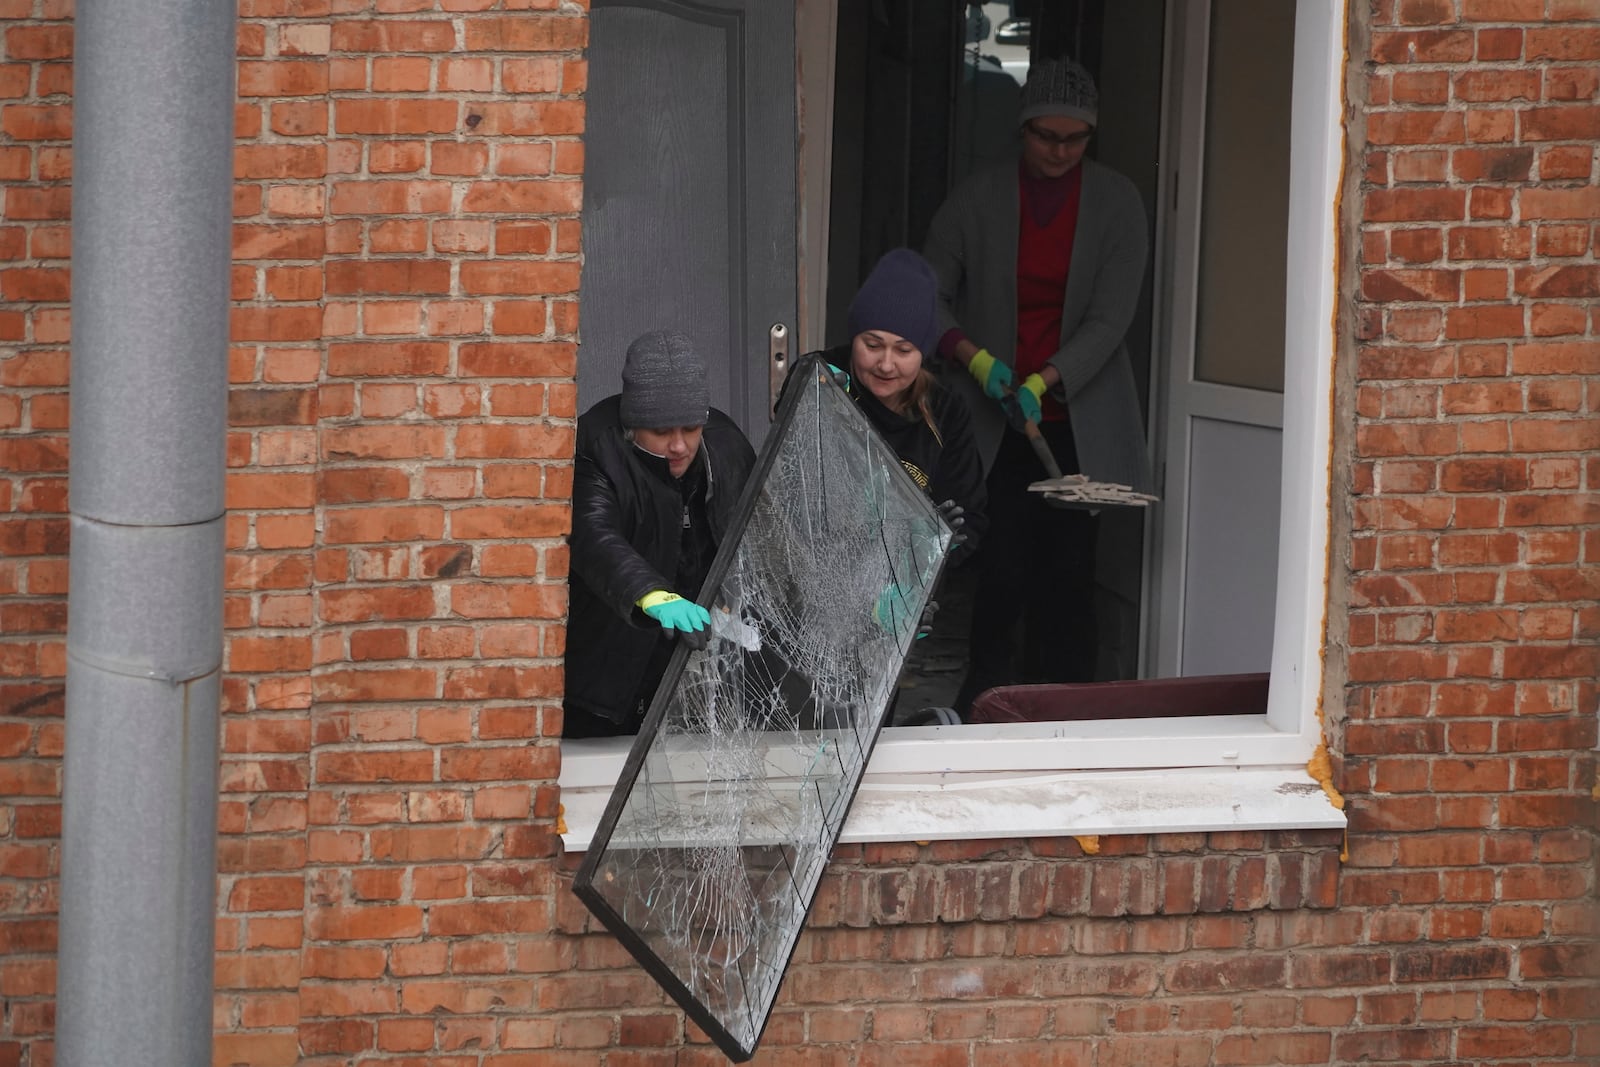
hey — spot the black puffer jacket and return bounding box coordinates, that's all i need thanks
[564,395,756,728]
[800,348,988,565]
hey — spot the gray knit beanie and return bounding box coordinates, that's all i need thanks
[846,248,942,360]
[619,330,710,429]
[1019,56,1098,128]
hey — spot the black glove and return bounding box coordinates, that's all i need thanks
[936,499,968,549]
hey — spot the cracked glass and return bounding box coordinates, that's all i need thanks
[573,359,953,1061]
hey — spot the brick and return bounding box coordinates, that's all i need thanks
[1523,105,1600,142]
[1367,110,1465,146]
[0,268,68,302]
[462,180,581,213]
[368,141,425,175]
[1372,29,1476,63]
[308,905,424,942]
[503,57,562,94]
[1365,187,1467,222]
[1522,185,1600,220]
[372,56,433,93]
[238,60,328,97]
[5,24,72,59]
[1515,264,1600,299]
[324,260,451,296]
[457,342,576,377]
[1469,184,1515,219]
[431,142,489,177]
[322,425,448,461]
[1445,304,1524,339]
[463,16,586,51]
[1447,224,1530,260]
[230,306,324,343]
[1361,268,1459,302]
[2,105,71,141]
[268,99,328,138]
[329,180,453,216]
[1536,143,1595,182]
[235,144,327,180]
[459,261,581,296]
[495,221,553,254]
[1387,227,1442,262]
[333,19,459,52]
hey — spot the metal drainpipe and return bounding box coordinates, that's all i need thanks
[59,2,236,1064]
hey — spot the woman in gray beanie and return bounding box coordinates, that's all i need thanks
[923,55,1152,712]
[564,330,756,737]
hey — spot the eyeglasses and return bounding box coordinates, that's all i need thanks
[1024,122,1093,149]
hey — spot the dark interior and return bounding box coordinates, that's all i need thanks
[825,0,1165,688]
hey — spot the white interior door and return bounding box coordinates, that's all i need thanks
[1148,0,1296,677]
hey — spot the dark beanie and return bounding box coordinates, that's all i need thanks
[619,329,710,429]
[846,248,941,359]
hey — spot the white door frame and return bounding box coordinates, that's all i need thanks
[1144,0,1288,678]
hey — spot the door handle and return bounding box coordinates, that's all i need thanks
[767,322,789,416]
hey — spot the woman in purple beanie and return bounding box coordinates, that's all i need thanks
[795,247,988,569]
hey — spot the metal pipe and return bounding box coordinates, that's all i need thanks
[60,1,236,1064]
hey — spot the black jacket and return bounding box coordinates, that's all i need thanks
[564,395,756,730]
[800,348,987,564]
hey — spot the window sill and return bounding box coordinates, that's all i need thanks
[558,723,1346,853]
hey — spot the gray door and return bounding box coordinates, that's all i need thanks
[581,0,796,444]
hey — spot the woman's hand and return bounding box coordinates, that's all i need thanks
[966,348,1013,401]
[638,590,711,650]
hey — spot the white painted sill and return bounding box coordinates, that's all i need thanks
[558,717,1346,853]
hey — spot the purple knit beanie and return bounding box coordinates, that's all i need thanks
[846,248,941,359]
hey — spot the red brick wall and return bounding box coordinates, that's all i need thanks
[2,2,1596,1066]
[0,2,73,1059]
[1328,2,1600,1062]
[2,3,585,1064]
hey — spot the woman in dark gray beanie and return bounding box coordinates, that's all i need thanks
[564,330,756,737]
[794,248,988,569]
[923,55,1152,711]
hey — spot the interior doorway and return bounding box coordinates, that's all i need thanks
[817,0,1296,711]
[823,1,1165,703]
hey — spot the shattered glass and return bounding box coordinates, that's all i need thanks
[573,360,953,1061]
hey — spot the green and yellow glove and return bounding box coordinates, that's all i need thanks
[638,590,711,650]
[966,348,1014,401]
[1015,373,1047,425]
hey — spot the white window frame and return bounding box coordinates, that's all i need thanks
[561,0,1348,849]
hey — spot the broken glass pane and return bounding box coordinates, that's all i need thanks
[573,359,953,1061]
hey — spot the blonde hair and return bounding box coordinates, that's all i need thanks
[885,367,942,443]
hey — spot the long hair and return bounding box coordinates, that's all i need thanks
[887,366,943,444]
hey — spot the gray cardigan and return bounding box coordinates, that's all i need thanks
[923,158,1153,493]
